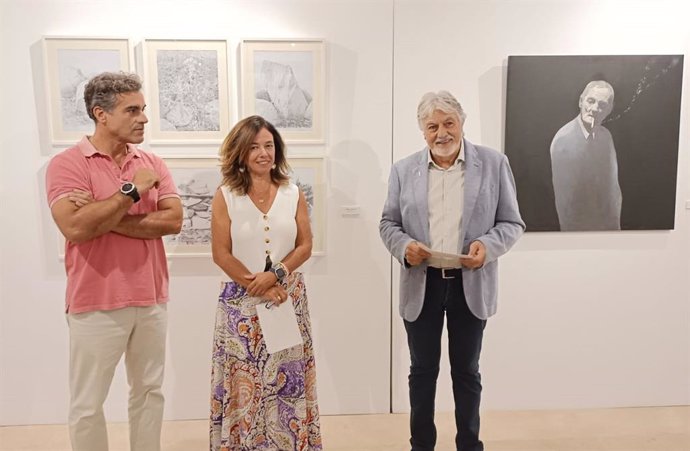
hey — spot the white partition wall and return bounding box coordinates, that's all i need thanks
[391,0,690,412]
[0,0,394,425]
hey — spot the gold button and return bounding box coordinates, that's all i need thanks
[265,250,271,254]
[263,214,268,220]
[265,238,270,243]
[264,226,270,231]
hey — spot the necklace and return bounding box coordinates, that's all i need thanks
[250,183,272,204]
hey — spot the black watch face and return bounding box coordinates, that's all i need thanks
[121,182,140,202]
[276,268,286,278]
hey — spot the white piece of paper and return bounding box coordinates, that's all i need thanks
[418,243,470,266]
[255,295,303,354]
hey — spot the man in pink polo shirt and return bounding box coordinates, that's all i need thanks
[46,72,183,451]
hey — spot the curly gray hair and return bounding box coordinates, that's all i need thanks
[416,90,467,130]
[83,72,142,122]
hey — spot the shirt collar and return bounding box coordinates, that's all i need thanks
[427,139,464,170]
[77,136,141,158]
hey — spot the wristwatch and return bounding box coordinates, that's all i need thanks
[120,182,140,203]
[269,262,288,283]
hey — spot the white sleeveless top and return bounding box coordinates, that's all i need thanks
[221,183,299,276]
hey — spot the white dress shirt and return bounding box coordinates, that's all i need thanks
[427,142,465,268]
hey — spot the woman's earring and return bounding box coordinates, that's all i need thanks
[238,166,245,173]
[271,164,276,170]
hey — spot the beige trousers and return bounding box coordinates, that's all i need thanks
[67,304,167,451]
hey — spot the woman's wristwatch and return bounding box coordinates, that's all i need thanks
[269,262,289,283]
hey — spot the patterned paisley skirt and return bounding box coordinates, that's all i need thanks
[210,272,322,451]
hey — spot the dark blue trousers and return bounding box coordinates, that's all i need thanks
[404,267,486,451]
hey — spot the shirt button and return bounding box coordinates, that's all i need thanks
[265,238,270,244]
[264,226,270,231]
[263,214,268,220]
[265,250,271,255]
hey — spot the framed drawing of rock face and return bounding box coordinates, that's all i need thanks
[241,40,326,144]
[43,37,132,145]
[163,158,222,256]
[162,156,326,257]
[505,55,683,232]
[143,39,230,146]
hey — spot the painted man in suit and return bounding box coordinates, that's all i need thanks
[380,91,525,451]
[550,80,622,231]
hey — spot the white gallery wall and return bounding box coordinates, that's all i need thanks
[392,0,690,412]
[0,0,688,428]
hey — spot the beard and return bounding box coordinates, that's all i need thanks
[430,140,460,159]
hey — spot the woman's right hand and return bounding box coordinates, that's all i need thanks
[263,285,288,306]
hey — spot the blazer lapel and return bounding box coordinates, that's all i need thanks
[412,150,430,244]
[462,139,482,245]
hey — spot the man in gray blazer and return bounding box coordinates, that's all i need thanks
[380,91,524,451]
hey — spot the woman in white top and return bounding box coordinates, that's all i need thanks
[209,116,322,450]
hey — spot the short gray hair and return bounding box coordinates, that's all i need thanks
[416,90,467,130]
[84,72,142,122]
[579,80,615,104]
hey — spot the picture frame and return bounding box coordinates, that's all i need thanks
[505,54,683,232]
[143,39,230,145]
[163,158,222,257]
[43,37,132,145]
[241,39,326,144]
[288,157,326,254]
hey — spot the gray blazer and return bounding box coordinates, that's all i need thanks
[379,139,525,321]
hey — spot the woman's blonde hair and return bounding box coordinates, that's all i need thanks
[219,116,290,194]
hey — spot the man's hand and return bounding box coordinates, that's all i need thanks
[132,168,160,195]
[68,189,94,208]
[405,241,431,266]
[460,240,486,269]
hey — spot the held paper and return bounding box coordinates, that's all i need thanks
[255,295,303,354]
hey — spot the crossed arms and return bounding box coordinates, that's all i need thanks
[51,168,183,244]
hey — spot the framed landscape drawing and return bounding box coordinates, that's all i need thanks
[43,37,131,145]
[241,39,325,144]
[143,39,230,145]
[163,158,222,256]
[288,157,326,254]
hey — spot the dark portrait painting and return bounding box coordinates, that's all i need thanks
[505,55,683,231]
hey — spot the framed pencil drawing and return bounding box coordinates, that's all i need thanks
[288,157,326,254]
[241,39,325,144]
[143,39,230,145]
[43,37,132,145]
[163,158,222,256]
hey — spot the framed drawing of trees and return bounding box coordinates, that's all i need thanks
[143,39,230,145]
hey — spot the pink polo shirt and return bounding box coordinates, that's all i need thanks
[46,136,179,314]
